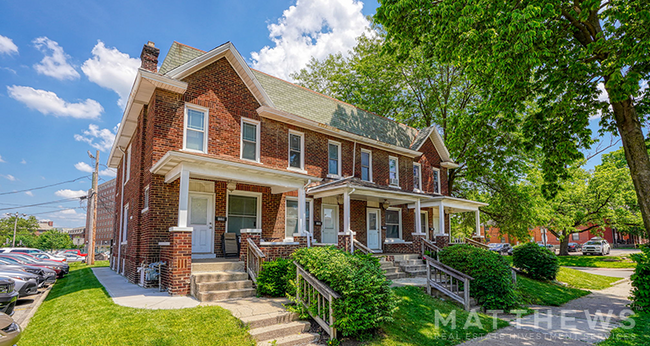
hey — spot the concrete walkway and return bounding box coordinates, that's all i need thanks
[565,266,634,279]
[459,281,633,346]
[92,267,200,309]
[204,297,291,319]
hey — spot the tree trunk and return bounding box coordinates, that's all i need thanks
[559,233,571,256]
[609,95,650,238]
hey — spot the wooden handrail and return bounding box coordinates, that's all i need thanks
[247,238,266,258]
[421,238,441,260]
[246,239,265,284]
[295,262,340,339]
[352,239,372,254]
[424,255,474,311]
[423,255,474,281]
[465,237,489,249]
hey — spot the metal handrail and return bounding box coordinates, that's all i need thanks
[423,255,474,311]
[246,238,265,284]
[352,239,372,254]
[295,262,340,340]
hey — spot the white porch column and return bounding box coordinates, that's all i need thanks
[343,190,350,233]
[178,169,190,228]
[414,199,422,234]
[475,210,481,237]
[438,201,445,235]
[297,186,306,235]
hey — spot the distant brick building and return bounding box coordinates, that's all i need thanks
[85,179,116,252]
[66,227,86,246]
[484,225,647,246]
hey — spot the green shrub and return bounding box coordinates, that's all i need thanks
[291,246,396,338]
[439,244,518,310]
[513,242,559,280]
[257,258,294,297]
[630,245,650,312]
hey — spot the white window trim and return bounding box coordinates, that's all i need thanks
[226,190,262,234]
[124,145,131,185]
[285,197,313,241]
[413,162,422,192]
[389,156,399,187]
[361,149,373,182]
[385,207,402,240]
[141,185,150,213]
[327,140,342,178]
[287,130,305,172]
[432,167,441,194]
[121,204,129,245]
[420,210,429,236]
[182,103,209,154]
[240,118,261,163]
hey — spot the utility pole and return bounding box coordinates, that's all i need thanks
[88,150,99,265]
[6,212,26,247]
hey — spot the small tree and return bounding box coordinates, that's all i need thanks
[630,245,650,312]
[36,230,74,251]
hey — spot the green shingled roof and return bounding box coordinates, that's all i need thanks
[159,42,421,150]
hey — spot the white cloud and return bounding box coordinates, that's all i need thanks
[1,67,17,74]
[2,174,16,181]
[81,41,140,107]
[7,85,103,119]
[74,124,116,152]
[0,35,18,55]
[25,191,33,197]
[591,83,611,120]
[100,168,117,178]
[50,208,86,224]
[0,155,4,163]
[55,189,86,199]
[251,0,369,80]
[20,159,26,164]
[74,162,93,173]
[33,37,80,80]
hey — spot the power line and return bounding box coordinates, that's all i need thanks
[0,176,90,196]
[0,198,82,212]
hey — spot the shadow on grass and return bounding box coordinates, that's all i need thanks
[44,262,111,302]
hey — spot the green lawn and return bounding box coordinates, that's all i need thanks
[367,286,509,346]
[598,313,650,346]
[19,261,254,346]
[556,255,636,268]
[556,267,621,290]
[516,274,589,306]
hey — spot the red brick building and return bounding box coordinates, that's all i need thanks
[107,41,486,295]
[85,179,116,252]
[484,225,646,246]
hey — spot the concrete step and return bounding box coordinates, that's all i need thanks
[385,272,407,280]
[256,332,319,346]
[380,262,396,269]
[191,271,249,283]
[382,267,400,274]
[392,254,421,261]
[397,259,424,265]
[241,311,298,329]
[405,270,427,276]
[192,261,245,272]
[402,265,426,272]
[196,280,252,292]
[197,288,257,301]
[250,321,311,342]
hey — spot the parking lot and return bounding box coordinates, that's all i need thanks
[12,285,52,329]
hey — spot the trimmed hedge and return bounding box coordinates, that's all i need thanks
[292,246,396,338]
[630,245,650,312]
[256,258,293,297]
[439,244,518,310]
[513,242,559,280]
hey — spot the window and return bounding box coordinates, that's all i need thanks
[361,150,372,181]
[420,211,428,234]
[142,186,149,213]
[285,198,312,239]
[227,193,259,235]
[389,156,399,186]
[572,233,580,241]
[386,208,401,239]
[121,204,129,243]
[413,163,422,191]
[288,131,304,170]
[328,141,341,177]
[184,104,208,152]
[432,168,441,194]
[241,119,260,161]
[124,145,131,185]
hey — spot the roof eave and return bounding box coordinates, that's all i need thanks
[414,127,458,167]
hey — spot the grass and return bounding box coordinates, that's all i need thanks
[556,267,621,290]
[598,313,650,346]
[367,286,509,346]
[556,255,636,268]
[19,261,254,346]
[516,274,589,306]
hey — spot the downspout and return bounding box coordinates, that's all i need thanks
[303,179,312,248]
[116,146,126,274]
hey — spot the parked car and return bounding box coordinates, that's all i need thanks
[8,253,69,275]
[29,252,67,263]
[0,247,67,262]
[0,258,56,286]
[0,270,38,298]
[582,237,611,256]
[0,279,18,316]
[488,243,512,255]
[61,249,87,257]
[0,312,20,345]
[568,242,582,252]
[0,254,66,278]
[537,242,556,253]
[58,253,85,263]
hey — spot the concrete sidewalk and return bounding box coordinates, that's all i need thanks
[92,267,200,309]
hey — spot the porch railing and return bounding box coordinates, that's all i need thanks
[465,237,489,250]
[295,262,341,340]
[352,239,372,255]
[450,236,465,244]
[424,255,474,311]
[421,238,442,261]
[246,238,265,284]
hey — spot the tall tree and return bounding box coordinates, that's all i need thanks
[0,215,38,245]
[377,0,650,237]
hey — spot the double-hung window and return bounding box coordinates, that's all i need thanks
[184,104,208,152]
[361,150,372,181]
[389,156,399,186]
[142,186,149,213]
[432,168,441,194]
[386,208,401,239]
[241,119,260,162]
[413,163,422,191]
[288,131,304,170]
[328,141,341,177]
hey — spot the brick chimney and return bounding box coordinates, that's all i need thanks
[140,41,159,73]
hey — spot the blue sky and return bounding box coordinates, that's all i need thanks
[0,0,621,228]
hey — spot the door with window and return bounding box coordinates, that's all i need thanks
[189,193,214,254]
[367,209,381,250]
[321,205,338,244]
[420,211,429,239]
[227,194,259,235]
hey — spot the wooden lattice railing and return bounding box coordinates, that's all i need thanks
[421,238,442,261]
[423,255,474,311]
[246,238,265,284]
[295,262,341,340]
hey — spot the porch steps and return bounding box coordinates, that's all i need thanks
[380,260,407,280]
[392,255,428,277]
[244,311,318,346]
[190,261,256,302]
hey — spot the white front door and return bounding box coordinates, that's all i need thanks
[189,193,214,254]
[322,205,338,244]
[367,208,381,250]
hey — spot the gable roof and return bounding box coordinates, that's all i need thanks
[159,41,205,75]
